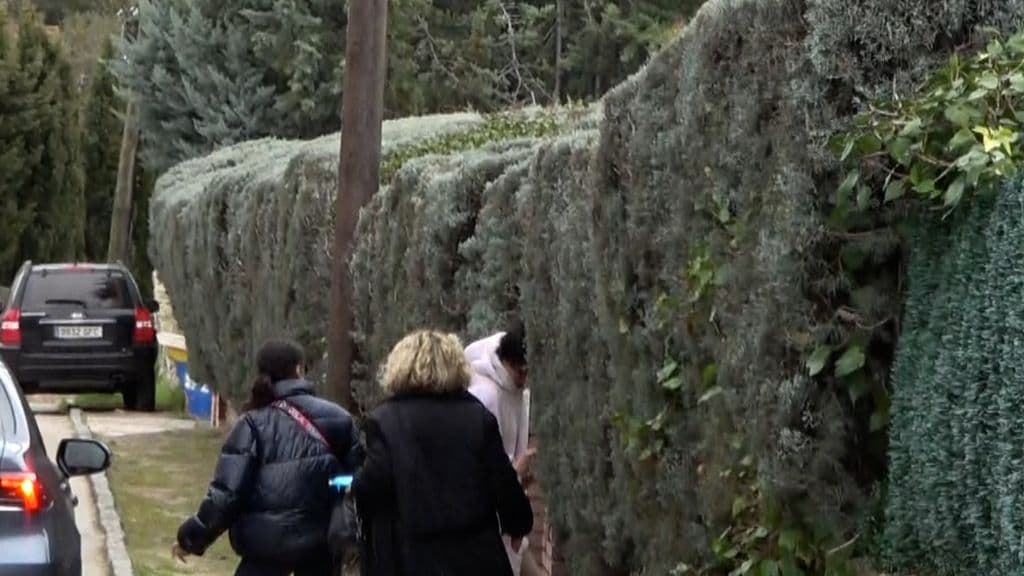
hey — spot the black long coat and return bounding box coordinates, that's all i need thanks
[352,390,533,576]
[177,379,363,565]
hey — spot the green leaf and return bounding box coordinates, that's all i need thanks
[967,88,990,101]
[834,346,866,378]
[988,38,1005,56]
[836,170,859,199]
[806,345,833,376]
[1009,33,1024,54]
[658,360,679,383]
[912,178,937,196]
[699,386,724,405]
[732,495,749,518]
[884,179,906,202]
[887,137,913,166]
[839,137,855,162]
[662,376,684,391]
[943,176,966,206]
[899,117,922,137]
[948,127,977,151]
[945,104,979,127]
[702,363,719,389]
[855,132,882,155]
[734,559,756,576]
[1009,73,1024,93]
[856,184,872,210]
[978,73,1000,90]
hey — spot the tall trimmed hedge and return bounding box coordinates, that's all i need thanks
[150,0,1024,573]
[150,113,486,400]
[883,181,1024,575]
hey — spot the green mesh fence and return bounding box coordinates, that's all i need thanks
[884,180,1024,574]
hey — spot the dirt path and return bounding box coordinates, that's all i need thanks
[36,412,111,576]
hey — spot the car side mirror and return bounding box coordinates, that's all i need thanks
[146,299,160,313]
[57,439,111,477]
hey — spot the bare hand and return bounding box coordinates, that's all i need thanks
[513,447,537,480]
[172,543,190,563]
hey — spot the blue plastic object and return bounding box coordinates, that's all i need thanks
[329,475,353,491]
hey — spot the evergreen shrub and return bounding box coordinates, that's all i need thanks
[150,0,1024,573]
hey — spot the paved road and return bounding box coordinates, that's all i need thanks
[35,412,111,576]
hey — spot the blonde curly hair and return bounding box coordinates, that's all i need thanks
[380,330,471,396]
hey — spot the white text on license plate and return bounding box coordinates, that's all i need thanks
[55,326,102,339]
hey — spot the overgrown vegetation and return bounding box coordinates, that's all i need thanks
[150,0,1024,574]
[824,27,1024,576]
[0,5,86,280]
[150,110,591,409]
[116,0,696,172]
[0,1,153,292]
[836,29,1024,213]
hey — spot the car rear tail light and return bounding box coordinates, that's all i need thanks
[133,307,155,344]
[1,308,21,346]
[0,472,43,512]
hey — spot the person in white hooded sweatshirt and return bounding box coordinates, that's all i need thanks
[465,319,540,576]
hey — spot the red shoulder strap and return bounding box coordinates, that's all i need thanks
[272,399,334,451]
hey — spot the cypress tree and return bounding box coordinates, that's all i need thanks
[81,37,121,261]
[19,10,85,263]
[0,9,35,280]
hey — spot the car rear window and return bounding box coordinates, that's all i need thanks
[20,270,134,311]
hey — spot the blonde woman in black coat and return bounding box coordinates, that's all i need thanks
[353,330,533,576]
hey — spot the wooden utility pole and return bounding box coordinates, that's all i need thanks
[106,10,140,264]
[328,0,389,410]
[553,0,563,103]
[107,99,139,263]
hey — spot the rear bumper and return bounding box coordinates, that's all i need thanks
[0,346,156,390]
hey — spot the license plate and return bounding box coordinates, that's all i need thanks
[55,326,103,339]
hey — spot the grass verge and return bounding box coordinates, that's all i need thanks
[71,373,186,413]
[104,427,238,576]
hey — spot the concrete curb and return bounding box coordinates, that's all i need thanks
[69,408,134,576]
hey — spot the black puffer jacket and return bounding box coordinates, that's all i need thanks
[177,379,362,563]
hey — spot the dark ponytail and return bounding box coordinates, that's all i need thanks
[244,339,305,411]
[245,374,275,411]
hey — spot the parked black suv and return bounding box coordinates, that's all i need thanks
[0,358,112,575]
[0,262,159,412]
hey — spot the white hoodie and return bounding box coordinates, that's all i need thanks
[465,332,531,575]
[465,332,530,461]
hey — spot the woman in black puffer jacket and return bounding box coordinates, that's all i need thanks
[174,339,363,575]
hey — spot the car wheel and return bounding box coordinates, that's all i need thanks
[124,375,155,412]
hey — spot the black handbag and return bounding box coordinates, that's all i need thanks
[327,487,361,556]
[271,400,362,557]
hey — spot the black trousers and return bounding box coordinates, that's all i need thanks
[234,552,335,576]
